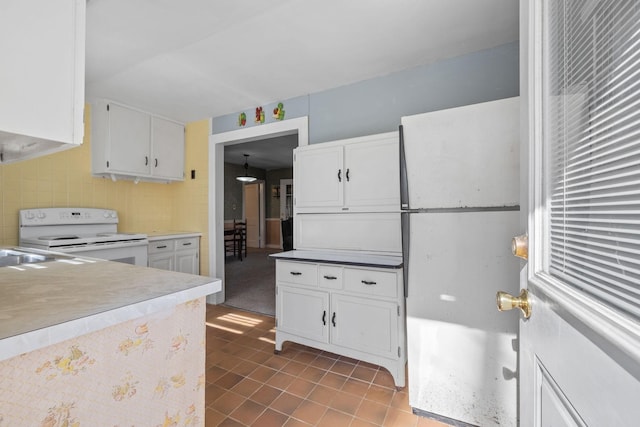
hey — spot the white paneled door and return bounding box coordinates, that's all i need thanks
[517,1,640,425]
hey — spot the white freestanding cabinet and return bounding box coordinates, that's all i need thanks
[274,257,406,388]
[91,100,185,182]
[276,130,405,387]
[0,0,85,164]
[294,132,399,213]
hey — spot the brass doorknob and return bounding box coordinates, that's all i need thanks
[496,289,531,319]
[512,234,528,260]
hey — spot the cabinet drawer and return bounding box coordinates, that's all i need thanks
[319,265,343,290]
[175,237,198,251]
[344,268,398,298]
[149,239,175,254]
[276,261,318,287]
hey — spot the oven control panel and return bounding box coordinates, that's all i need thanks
[19,208,119,226]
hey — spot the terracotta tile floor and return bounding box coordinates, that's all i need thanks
[206,304,451,427]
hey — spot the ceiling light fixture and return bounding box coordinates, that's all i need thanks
[236,154,257,183]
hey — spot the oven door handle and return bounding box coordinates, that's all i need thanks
[51,240,149,253]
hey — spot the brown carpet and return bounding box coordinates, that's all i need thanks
[223,247,279,316]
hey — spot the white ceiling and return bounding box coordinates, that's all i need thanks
[85,0,519,125]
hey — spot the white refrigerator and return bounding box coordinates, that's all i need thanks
[400,97,521,426]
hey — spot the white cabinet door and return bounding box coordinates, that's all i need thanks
[149,253,173,271]
[277,285,329,344]
[151,117,184,180]
[108,103,150,175]
[344,137,400,210]
[175,250,198,275]
[294,145,343,209]
[331,293,398,359]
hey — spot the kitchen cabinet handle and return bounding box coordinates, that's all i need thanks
[290,271,302,276]
[323,275,337,280]
[182,242,192,246]
[337,169,342,182]
[145,156,148,166]
[155,158,158,167]
[156,245,167,249]
[331,312,336,327]
[346,168,350,181]
[322,310,327,325]
[361,280,377,285]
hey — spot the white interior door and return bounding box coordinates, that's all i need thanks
[517,1,640,425]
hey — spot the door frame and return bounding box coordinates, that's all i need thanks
[208,117,309,304]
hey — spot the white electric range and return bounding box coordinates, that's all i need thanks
[19,208,148,266]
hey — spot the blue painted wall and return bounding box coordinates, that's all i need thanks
[212,42,519,144]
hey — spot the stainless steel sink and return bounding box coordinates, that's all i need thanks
[0,249,56,267]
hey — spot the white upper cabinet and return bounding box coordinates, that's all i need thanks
[151,117,185,180]
[294,145,344,209]
[0,0,85,164]
[106,103,151,176]
[294,132,399,213]
[91,100,185,182]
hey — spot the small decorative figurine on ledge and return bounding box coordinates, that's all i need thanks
[273,102,285,120]
[255,106,265,123]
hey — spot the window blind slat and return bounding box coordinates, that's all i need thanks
[544,0,640,321]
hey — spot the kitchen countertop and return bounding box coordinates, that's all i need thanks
[0,252,220,361]
[270,250,403,269]
[145,231,202,241]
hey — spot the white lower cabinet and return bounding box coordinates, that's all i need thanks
[330,294,399,360]
[275,259,406,388]
[277,286,329,344]
[148,235,200,275]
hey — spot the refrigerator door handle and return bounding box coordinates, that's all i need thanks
[399,125,410,210]
[401,211,410,297]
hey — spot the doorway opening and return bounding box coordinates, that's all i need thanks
[208,117,309,313]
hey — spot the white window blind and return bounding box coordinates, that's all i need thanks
[544,0,640,319]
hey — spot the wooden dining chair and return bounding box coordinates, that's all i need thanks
[224,225,238,259]
[233,219,247,260]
